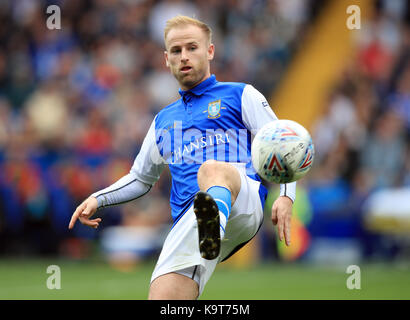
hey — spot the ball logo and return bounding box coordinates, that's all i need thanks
[280,126,298,137]
[266,154,284,172]
[299,146,313,170]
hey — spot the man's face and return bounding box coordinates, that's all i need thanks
[164,24,214,90]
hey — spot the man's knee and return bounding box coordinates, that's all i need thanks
[198,160,221,178]
[148,273,199,300]
[197,160,241,196]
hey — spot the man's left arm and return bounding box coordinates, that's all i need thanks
[241,84,296,246]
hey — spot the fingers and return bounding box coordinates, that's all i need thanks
[271,205,278,225]
[272,199,292,246]
[80,204,93,218]
[68,202,86,229]
[277,214,284,242]
[79,216,102,229]
[284,214,291,246]
[68,198,100,230]
[272,203,286,242]
[276,215,291,246]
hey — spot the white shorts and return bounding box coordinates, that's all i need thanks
[150,164,265,296]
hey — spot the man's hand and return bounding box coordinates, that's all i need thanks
[68,197,100,229]
[271,196,293,246]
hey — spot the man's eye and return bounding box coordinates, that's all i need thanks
[189,47,197,51]
[172,49,181,54]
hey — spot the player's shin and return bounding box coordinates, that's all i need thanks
[206,186,231,240]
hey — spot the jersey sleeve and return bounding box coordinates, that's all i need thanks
[91,173,152,209]
[241,84,296,203]
[130,115,166,185]
[241,84,279,135]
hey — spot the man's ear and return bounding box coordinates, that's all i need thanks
[164,51,170,68]
[208,43,215,61]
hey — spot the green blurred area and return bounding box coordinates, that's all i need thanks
[0,258,409,300]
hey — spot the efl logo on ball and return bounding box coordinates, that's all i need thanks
[251,120,315,184]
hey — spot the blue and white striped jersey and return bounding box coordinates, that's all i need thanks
[93,75,296,222]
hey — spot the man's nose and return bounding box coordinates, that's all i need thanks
[181,48,189,62]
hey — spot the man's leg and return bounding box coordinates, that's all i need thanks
[149,161,241,298]
[197,160,241,204]
[148,272,199,300]
[194,160,241,259]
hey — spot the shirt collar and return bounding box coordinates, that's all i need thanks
[178,74,217,98]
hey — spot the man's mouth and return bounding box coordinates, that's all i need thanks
[180,66,192,73]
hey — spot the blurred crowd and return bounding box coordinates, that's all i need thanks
[307,0,410,262]
[0,0,408,264]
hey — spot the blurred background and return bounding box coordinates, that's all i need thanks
[0,0,409,299]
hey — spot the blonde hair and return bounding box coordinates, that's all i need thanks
[164,15,212,45]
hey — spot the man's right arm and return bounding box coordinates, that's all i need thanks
[68,116,166,229]
[91,172,152,209]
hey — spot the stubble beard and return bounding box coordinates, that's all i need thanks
[174,66,207,91]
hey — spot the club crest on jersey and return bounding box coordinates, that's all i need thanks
[205,100,224,119]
